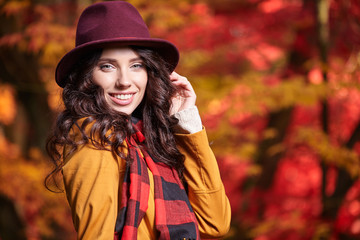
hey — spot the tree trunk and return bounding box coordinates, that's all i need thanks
[255,107,293,189]
[254,0,314,189]
[0,194,27,240]
[0,0,57,155]
[315,0,358,223]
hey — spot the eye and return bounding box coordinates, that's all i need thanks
[99,63,115,71]
[131,63,144,69]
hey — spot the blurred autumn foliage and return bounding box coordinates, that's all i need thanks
[0,0,360,239]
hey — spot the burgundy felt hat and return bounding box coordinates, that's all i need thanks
[55,1,179,88]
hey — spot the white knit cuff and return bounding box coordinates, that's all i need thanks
[173,106,203,134]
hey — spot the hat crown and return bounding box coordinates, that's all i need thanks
[76,1,150,47]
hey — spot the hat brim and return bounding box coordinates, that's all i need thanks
[55,37,179,88]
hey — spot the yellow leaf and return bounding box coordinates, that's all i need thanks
[1,0,30,16]
[0,84,17,125]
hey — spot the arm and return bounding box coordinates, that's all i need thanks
[62,143,125,240]
[170,72,231,238]
[175,129,231,238]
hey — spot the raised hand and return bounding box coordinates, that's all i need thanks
[169,72,197,115]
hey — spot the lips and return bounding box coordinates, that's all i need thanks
[109,92,136,106]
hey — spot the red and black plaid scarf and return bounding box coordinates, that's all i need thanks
[114,120,200,240]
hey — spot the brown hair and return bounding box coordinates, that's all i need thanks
[45,47,184,191]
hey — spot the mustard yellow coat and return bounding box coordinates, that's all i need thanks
[62,126,231,239]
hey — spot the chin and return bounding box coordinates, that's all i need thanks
[116,107,136,115]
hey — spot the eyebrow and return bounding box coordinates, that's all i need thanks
[98,57,143,63]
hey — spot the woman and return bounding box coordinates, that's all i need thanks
[46,1,231,239]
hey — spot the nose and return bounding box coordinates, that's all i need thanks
[115,70,131,89]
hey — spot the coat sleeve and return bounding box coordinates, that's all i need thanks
[175,128,231,239]
[62,144,125,240]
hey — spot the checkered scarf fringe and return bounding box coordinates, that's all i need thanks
[114,120,199,240]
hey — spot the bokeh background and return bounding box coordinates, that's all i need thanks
[1,0,360,239]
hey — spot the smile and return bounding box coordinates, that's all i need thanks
[109,92,136,106]
[112,93,134,100]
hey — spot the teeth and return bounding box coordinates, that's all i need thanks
[113,94,133,100]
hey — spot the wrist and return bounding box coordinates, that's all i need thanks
[172,106,202,134]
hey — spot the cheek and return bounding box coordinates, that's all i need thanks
[92,70,101,84]
[141,78,148,91]
[137,73,148,92]
[93,72,114,89]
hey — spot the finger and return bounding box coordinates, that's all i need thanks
[170,72,187,84]
[169,72,196,99]
[169,71,179,81]
[170,73,192,89]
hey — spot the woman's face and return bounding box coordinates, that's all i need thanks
[92,47,148,115]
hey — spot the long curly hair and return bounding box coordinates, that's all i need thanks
[45,46,184,191]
